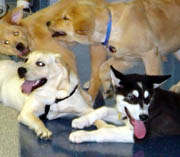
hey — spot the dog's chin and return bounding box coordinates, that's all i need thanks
[124,107,147,140]
[21,78,47,94]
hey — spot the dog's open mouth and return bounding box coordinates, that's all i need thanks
[18,48,30,56]
[21,78,47,94]
[52,31,67,37]
[16,43,30,56]
[124,107,146,139]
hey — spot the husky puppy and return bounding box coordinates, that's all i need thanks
[69,66,180,143]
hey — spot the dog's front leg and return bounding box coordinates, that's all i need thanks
[88,44,107,101]
[142,48,162,75]
[72,106,122,129]
[69,126,134,143]
[99,57,134,98]
[18,100,52,139]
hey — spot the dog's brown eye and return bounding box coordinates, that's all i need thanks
[36,61,45,67]
[13,31,19,36]
[4,40,9,45]
[63,15,69,20]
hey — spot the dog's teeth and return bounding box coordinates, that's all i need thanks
[34,80,40,86]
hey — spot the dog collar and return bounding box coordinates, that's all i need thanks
[102,9,112,46]
[39,85,78,120]
[55,84,78,103]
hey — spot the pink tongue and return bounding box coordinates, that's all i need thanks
[132,120,146,139]
[21,80,36,94]
[18,49,29,56]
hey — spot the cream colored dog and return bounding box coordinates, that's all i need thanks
[48,0,180,96]
[0,51,94,139]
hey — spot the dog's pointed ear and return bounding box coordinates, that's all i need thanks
[2,7,23,25]
[110,65,124,88]
[55,56,70,91]
[148,75,171,88]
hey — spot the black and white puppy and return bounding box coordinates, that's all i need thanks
[69,66,180,143]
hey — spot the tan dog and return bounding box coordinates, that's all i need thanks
[48,0,180,96]
[0,1,105,101]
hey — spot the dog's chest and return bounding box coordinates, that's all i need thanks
[45,88,89,120]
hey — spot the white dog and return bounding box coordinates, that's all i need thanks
[0,51,93,139]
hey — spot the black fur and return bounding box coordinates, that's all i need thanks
[110,66,180,143]
[135,88,180,142]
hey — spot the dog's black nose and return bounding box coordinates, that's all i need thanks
[139,114,148,122]
[46,21,51,27]
[16,42,25,51]
[18,67,27,78]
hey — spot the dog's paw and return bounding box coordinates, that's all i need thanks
[69,130,90,143]
[72,117,92,129]
[83,81,90,89]
[103,84,114,99]
[35,127,52,139]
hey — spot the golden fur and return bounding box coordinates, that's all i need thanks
[48,0,180,96]
[0,1,105,101]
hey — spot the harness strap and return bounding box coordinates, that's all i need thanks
[39,85,78,120]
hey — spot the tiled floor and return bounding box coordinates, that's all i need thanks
[1,0,180,157]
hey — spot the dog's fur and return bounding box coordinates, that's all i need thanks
[48,0,180,96]
[0,1,106,101]
[69,66,180,143]
[0,51,94,139]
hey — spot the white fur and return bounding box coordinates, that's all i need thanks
[48,73,92,120]
[110,69,120,87]
[70,107,134,143]
[0,51,92,139]
[69,91,150,143]
[144,90,149,99]
[137,82,143,89]
[17,0,30,8]
[132,90,139,98]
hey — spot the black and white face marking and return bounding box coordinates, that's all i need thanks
[116,87,152,121]
[110,66,171,122]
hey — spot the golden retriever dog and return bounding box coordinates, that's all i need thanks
[47,0,180,96]
[0,0,105,101]
[0,50,98,139]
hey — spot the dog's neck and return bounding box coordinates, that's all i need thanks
[90,3,127,44]
[55,71,78,99]
[90,8,111,43]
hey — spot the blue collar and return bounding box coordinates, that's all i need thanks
[102,9,112,46]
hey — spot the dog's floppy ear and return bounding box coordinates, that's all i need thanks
[55,56,70,91]
[148,75,171,88]
[73,18,93,35]
[71,6,94,35]
[2,7,23,25]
